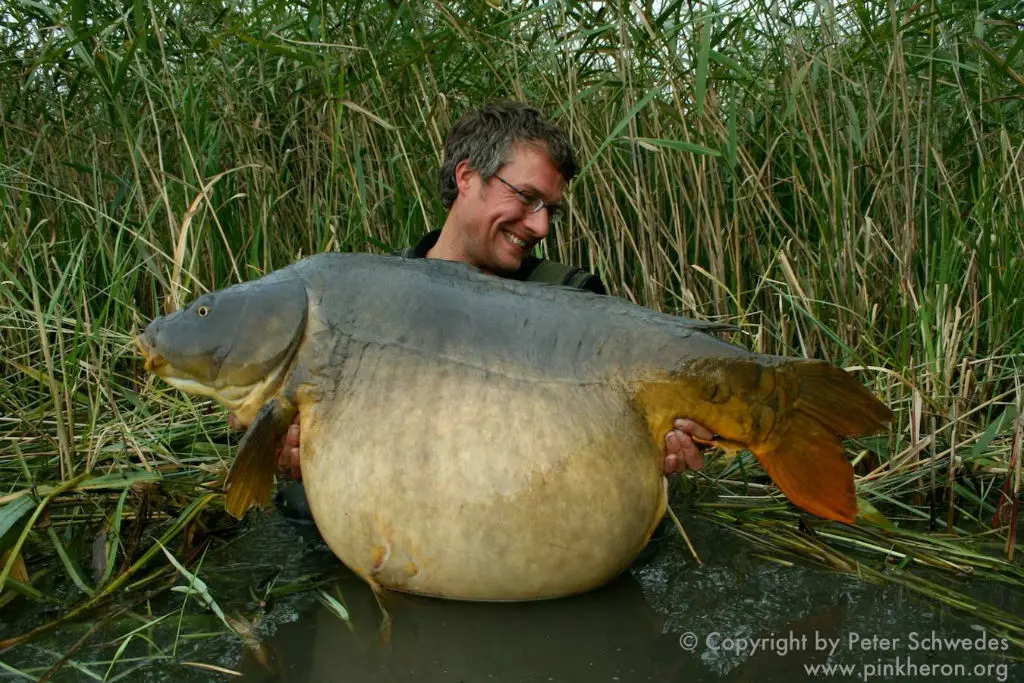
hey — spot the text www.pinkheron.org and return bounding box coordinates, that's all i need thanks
[803,657,1009,681]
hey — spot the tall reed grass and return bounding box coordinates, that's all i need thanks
[1,0,1022,667]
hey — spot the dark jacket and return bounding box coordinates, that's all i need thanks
[394,230,607,295]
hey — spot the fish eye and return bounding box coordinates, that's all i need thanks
[197,305,209,317]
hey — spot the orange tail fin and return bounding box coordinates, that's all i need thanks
[634,358,892,523]
[750,360,891,522]
[750,411,859,522]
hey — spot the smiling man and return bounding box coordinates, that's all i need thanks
[390,104,605,292]
[424,110,581,279]
[269,101,713,509]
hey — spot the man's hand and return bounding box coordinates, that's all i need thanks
[228,413,303,481]
[277,417,301,480]
[663,418,713,475]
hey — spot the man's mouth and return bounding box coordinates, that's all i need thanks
[503,230,529,250]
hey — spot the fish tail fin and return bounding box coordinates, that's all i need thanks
[749,412,858,523]
[749,360,892,523]
[782,360,894,439]
[635,358,891,524]
[224,398,295,519]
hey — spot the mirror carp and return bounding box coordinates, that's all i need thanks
[137,253,891,601]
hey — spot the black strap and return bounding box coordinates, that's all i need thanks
[525,259,579,286]
[393,242,605,293]
[526,259,606,294]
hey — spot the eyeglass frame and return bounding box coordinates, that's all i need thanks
[492,174,565,223]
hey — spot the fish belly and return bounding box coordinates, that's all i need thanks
[298,346,665,601]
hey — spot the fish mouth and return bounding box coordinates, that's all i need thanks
[135,329,280,421]
[135,333,168,374]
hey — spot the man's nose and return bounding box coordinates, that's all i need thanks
[522,208,550,239]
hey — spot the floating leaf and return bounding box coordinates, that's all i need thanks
[161,544,233,632]
[316,589,351,621]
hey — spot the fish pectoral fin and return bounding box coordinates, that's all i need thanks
[224,398,296,519]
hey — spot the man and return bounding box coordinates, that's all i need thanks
[265,101,713,497]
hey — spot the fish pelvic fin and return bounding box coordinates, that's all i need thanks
[224,398,297,519]
[634,358,892,524]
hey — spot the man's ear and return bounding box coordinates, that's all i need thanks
[454,159,477,197]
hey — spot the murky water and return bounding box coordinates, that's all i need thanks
[3,505,1020,682]
[230,512,1020,683]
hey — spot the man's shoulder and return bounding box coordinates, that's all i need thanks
[388,231,607,295]
[520,256,607,295]
[391,230,441,259]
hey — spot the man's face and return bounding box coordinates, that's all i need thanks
[452,143,565,274]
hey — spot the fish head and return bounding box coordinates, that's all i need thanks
[136,275,308,421]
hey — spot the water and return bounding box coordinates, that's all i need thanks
[2,508,1020,682]
[230,513,1021,683]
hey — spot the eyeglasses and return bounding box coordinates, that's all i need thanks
[493,175,564,223]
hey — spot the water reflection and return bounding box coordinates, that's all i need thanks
[235,515,1020,682]
[239,573,673,682]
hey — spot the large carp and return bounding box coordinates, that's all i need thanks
[137,253,891,601]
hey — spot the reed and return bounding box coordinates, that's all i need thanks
[1,0,1021,673]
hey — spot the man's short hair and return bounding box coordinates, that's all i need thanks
[438,101,578,209]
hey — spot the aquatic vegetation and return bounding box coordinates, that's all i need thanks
[0,0,1021,677]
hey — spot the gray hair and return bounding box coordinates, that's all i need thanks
[438,101,578,209]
